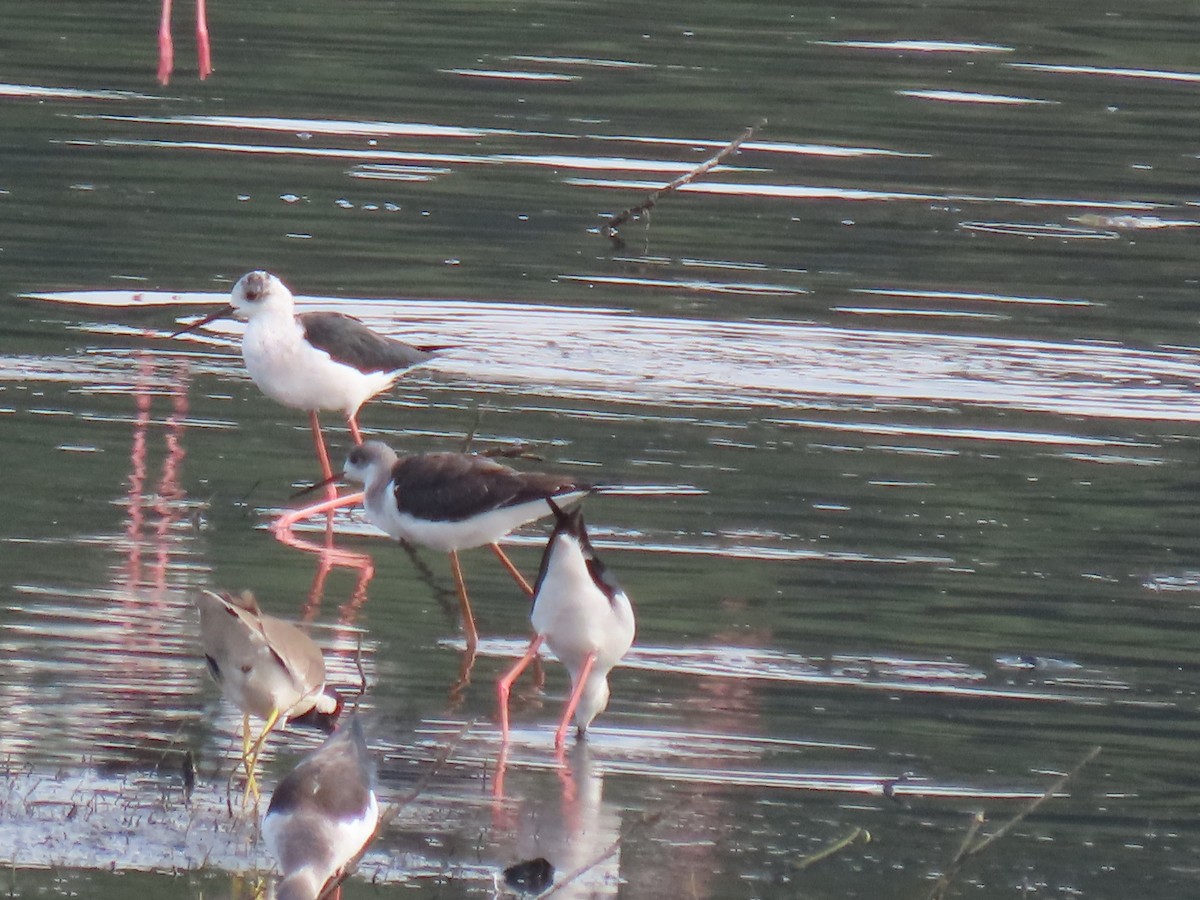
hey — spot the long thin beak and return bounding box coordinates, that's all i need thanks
[172,304,236,338]
[291,473,342,500]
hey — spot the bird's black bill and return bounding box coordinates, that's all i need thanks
[291,473,342,500]
[171,304,236,338]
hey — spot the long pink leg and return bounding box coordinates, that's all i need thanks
[157,0,174,85]
[195,0,212,79]
[308,411,339,502]
[489,543,533,596]
[448,551,479,651]
[555,651,597,751]
[346,413,364,445]
[272,490,364,536]
[497,634,544,743]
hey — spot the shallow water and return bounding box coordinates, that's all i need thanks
[3,1,1200,898]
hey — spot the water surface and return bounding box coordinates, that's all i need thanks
[3,1,1200,898]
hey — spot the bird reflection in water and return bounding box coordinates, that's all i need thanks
[120,352,193,594]
[492,742,621,899]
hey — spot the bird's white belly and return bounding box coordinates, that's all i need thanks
[264,793,379,885]
[533,565,635,668]
[242,319,394,415]
[366,495,559,552]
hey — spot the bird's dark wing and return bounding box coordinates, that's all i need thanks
[391,453,592,522]
[300,311,435,374]
[265,723,373,820]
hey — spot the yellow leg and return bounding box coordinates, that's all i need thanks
[242,707,282,805]
[240,712,260,804]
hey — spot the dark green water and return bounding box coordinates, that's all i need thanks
[2,1,1200,898]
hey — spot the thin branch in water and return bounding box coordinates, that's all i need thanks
[602,119,766,242]
[792,826,871,871]
[461,405,484,454]
[352,633,368,706]
[927,745,1101,900]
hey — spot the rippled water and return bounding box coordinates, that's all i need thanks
[3,1,1200,898]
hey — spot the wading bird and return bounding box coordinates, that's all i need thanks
[281,441,594,650]
[174,271,439,492]
[497,502,635,750]
[196,588,342,800]
[263,716,379,900]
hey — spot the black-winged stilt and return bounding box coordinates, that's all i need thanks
[196,589,343,800]
[263,716,379,900]
[497,502,635,750]
[175,271,439,490]
[276,441,594,650]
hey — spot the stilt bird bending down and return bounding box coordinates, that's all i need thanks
[498,502,635,750]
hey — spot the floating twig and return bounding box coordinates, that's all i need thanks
[793,826,871,871]
[602,119,766,242]
[927,746,1101,900]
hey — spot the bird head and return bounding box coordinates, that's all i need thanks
[288,686,344,734]
[343,441,399,489]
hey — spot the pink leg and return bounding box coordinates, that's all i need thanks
[489,543,533,597]
[309,411,338,502]
[157,0,174,85]
[195,0,212,79]
[497,634,544,744]
[347,413,364,445]
[555,651,597,751]
[448,550,479,651]
[272,490,364,537]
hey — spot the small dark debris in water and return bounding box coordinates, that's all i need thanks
[500,857,554,895]
[882,772,915,805]
[181,750,195,802]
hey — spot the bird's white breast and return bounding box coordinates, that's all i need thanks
[532,537,635,669]
[365,492,564,552]
[242,314,395,416]
[263,792,379,891]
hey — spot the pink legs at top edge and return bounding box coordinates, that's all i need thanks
[195,0,212,79]
[157,0,174,84]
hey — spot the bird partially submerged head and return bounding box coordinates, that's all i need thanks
[288,686,344,734]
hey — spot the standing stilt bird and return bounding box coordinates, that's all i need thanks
[174,271,439,493]
[196,589,343,800]
[263,716,379,900]
[336,441,594,649]
[497,502,635,750]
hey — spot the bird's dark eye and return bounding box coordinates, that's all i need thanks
[348,447,367,465]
